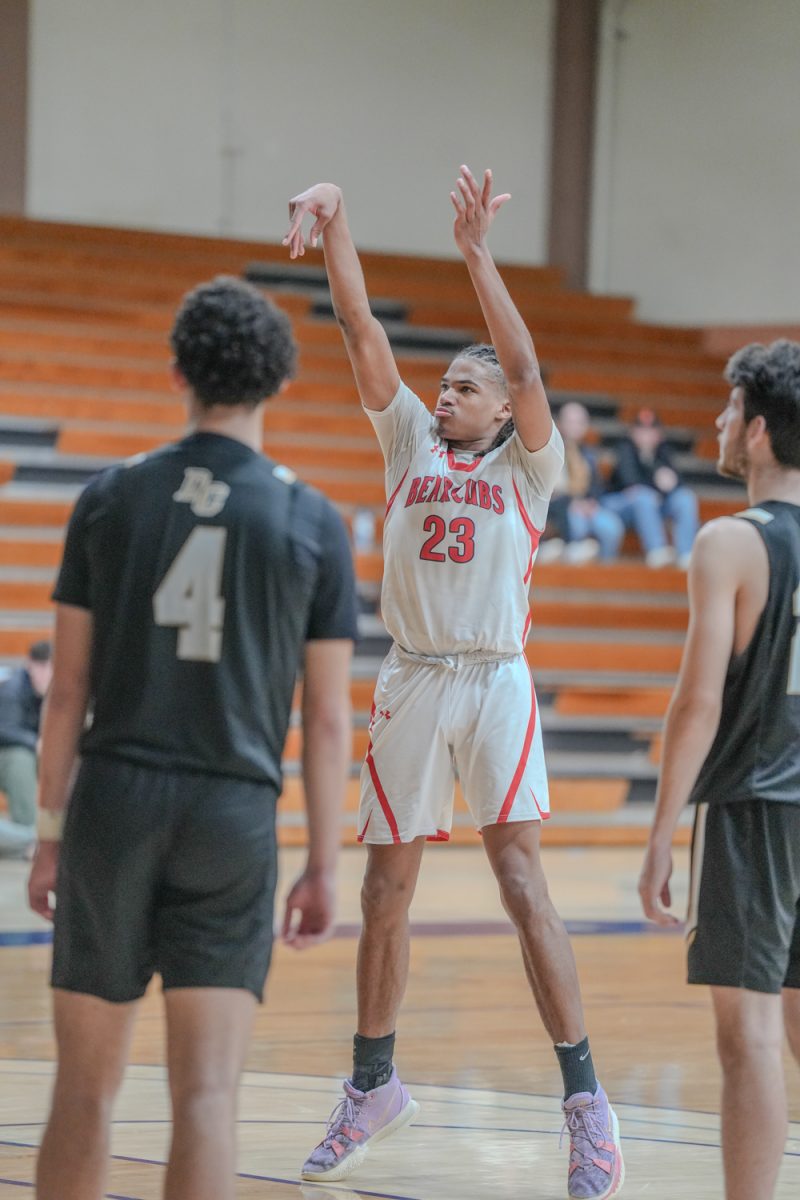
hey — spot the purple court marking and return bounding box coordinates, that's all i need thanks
[5,1057,800,1131]
[0,1183,139,1200]
[0,1139,419,1200]
[0,931,52,947]
[333,918,680,938]
[0,918,680,949]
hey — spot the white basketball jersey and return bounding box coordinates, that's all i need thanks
[367,382,564,656]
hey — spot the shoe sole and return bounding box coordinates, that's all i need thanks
[301,1097,420,1183]
[568,1107,625,1200]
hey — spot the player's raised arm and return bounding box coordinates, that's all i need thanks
[284,183,400,411]
[450,166,551,453]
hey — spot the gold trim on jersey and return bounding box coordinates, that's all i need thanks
[685,802,709,948]
[734,507,774,524]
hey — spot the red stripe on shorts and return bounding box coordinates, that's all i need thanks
[366,748,402,844]
[426,829,451,842]
[497,669,537,823]
[529,786,550,821]
[357,811,373,843]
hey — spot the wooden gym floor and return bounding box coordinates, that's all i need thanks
[0,845,798,1199]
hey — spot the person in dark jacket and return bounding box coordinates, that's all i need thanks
[0,640,52,854]
[602,408,699,568]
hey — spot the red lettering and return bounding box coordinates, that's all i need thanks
[416,476,435,503]
[450,484,464,504]
[492,485,505,514]
[477,480,492,510]
[440,479,455,503]
[429,476,443,503]
[465,480,477,506]
[405,477,422,507]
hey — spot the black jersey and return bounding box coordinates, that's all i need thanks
[54,432,358,789]
[690,501,800,808]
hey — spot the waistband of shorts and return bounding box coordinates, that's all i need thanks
[394,644,522,669]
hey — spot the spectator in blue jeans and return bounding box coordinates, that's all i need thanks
[0,640,52,856]
[602,408,699,569]
[542,402,624,563]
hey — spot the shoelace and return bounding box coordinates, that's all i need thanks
[322,1093,361,1148]
[559,1103,607,1168]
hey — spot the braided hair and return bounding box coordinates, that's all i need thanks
[456,344,515,456]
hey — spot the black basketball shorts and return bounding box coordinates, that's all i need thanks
[52,755,278,1003]
[687,799,800,994]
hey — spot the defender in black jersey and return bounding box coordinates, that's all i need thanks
[640,339,800,1200]
[27,277,358,1200]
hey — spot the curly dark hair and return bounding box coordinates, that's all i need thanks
[170,276,297,408]
[455,343,515,455]
[725,339,800,469]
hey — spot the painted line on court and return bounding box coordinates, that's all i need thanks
[0,1139,419,1200]
[0,931,52,947]
[0,918,679,948]
[0,1182,139,1200]
[4,1060,798,1151]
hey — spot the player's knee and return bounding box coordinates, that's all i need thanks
[716,1016,782,1072]
[171,1078,237,1126]
[496,866,547,922]
[51,1077,115,1128]
[360,873,414,924]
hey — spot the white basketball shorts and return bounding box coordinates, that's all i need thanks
[358,645,550,845]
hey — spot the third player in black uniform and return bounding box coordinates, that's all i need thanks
[639,339,800,1200]
[27,277,358,1200]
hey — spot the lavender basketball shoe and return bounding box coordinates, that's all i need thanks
[301,1069,419,1182]
[561,1083,624,1198]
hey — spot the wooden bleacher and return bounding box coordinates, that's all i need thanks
[0,216,747,846]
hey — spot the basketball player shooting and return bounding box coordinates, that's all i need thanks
[283,167,625,1199]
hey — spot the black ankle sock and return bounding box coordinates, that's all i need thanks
[554,1036,597,1100]
[352,1031,396,1092]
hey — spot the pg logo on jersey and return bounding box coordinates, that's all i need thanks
[173,468,230,517]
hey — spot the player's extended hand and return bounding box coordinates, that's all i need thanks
[281,866,336,949]
[638,838,680,927]
[27,841,59,921]
[450,165,511,257]
[283,183,343,259]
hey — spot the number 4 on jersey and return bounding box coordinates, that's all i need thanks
[153,526,227,662]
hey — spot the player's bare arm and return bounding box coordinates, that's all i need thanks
[450,165,551,453]
[27,604,92,920]
[282,638,353,950]
[639,519,766,925]
[283,183,400,411]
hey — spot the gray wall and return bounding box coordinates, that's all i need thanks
[27,0,555,264]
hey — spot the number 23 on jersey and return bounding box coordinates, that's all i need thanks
[419,515,476,564]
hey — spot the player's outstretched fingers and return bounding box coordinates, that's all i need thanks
[457,176,475,220]
[283,200,309,258]
[489,193,512,219]
[481,168,493,208]
[450,189,465,214]
[459,164,483,206]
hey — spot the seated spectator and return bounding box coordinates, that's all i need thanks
[601,409,699,568]
[541,402,624,563]
[0,640,52,856]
